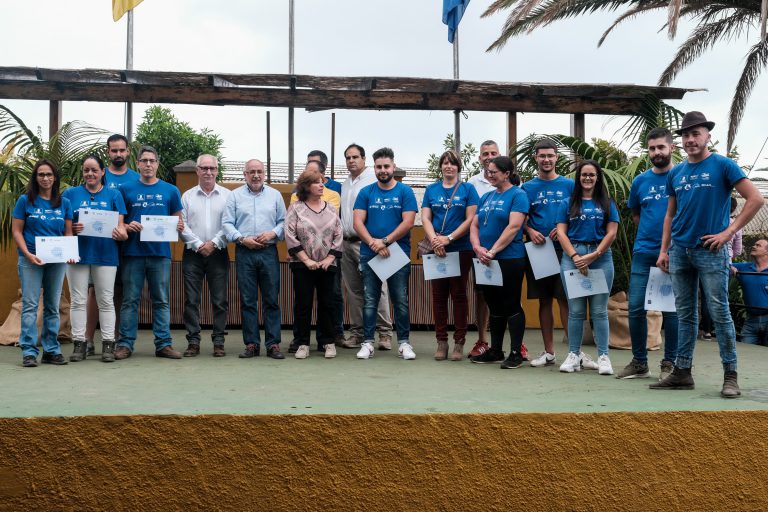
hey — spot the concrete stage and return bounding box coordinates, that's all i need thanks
[1,329,767,511]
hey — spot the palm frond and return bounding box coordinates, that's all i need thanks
[598,3,670,46]
[727,38,768,149]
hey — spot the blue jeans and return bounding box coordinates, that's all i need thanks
[741,315,768,345]
[669,245,737,371]
[118,256,172,352]
[17,257,66,357]
[628,252,679,363]
[360,255,410,343]
[236,245,281,348]
[560,244,614,356]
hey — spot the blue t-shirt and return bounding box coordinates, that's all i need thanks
[556,198,619,243]
[324,178,342,195]
[421,181,479,252]
[105,168,139,191]
[62,185,127,266]
[354,181,418,258]
[477,186,529,259]
[667,153,746,249]
[628,169,672,254]
[521,176,574,243]
[121,179,183,258]
[12,195,73,256]
[733,263,768,316]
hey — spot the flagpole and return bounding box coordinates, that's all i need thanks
[125,9,134,140]
[453,28,461,152]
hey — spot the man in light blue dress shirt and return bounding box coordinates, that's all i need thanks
[222,159,287,360]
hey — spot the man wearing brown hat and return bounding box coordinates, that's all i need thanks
[654,111,762,397]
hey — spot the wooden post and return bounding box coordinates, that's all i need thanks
[330,113,336,180]
[570,113,585,140]
[49,100,62,139]
[266,111,272,184]
[507,111,517,163]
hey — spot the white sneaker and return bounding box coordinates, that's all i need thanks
[324,343,336,359]
[294,345,309,359]
[356,341,375,359]
[398,342,416,360]
[580,352,599,370]
[598,354,613,375]
[559,352,582,373]
[530,351,556,367]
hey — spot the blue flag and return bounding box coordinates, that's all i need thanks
[442,0,470,43]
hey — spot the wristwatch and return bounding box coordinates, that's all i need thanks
[447,234,454,243]
[382,237,390,247]
[236,236,245,245]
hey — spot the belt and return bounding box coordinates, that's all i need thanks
[344,236,361,243]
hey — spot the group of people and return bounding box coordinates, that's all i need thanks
[11,111,766,398]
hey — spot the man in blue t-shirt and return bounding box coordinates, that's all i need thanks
[353,147,418,360]
[731,239,768,346]
[521,139,574,367]
[115,145,184,361]
[653,112,763,397]
[619,128,680,381]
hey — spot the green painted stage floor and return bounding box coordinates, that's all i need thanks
[2,329,767,418]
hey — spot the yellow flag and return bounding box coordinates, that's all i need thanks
[113,0,144,21]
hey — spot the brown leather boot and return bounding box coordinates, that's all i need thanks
[450,342,465,361]
[434,341,449,361]
[721,371,741,398]
[649,366,694,390]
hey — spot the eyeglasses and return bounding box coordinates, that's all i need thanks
[581,174,597,179]
[37,173,54,178]
[198,166,217,173]
[138,158,157,164]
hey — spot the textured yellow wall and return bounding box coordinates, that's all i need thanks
[1,411,766,511]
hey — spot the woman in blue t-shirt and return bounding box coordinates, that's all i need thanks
[469,156,530,368]
[62,155,128,363]
[11,159,73,367]
[421,150,479,361]
[556,159,619,376]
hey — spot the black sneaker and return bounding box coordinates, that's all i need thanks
[470,350,505,364]
[22,355,38,368]
[616,358,651,379]
[500,351,524,369]
[288,339,300,354]
[41,352,68,365]
[239,343,260,358]
[267,345,285,360]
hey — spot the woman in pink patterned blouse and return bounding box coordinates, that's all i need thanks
[285,169,343,359]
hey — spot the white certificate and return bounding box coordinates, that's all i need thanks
[139,215,179,242]
[472,258,503,286]
[35,236,79,263]
[423,252,461,281]
[645,266,677,312]
[525,238,560,279]
[563,268,609,299]
[79,209,119,238]
[368,242,410,282]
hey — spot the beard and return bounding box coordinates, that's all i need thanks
[111,157,126,167]
[377,173,393,184]
[651,154,671,168]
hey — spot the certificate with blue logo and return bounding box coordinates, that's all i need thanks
[79,209,119,238]
[472,258,503,286]
[645,266,676,312]
[423,252,460,281]
[140,215,179,242]
[368,242,410,282]
[563,268,609,299]
[35,236,79,263]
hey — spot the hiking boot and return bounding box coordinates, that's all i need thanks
[70,340,87,362]
[469,340,489,357]
[334,334,347,347]
[239,343,259,358]
[213,345,226,357]
[86,339,96,356]
[41,352,68,365]
[434,340,449,361]
[183,344,200,357]
[155,346,182,359]
[22,355,38,368]
[659,360,674,382]
[617,358,650,379]
[470,350,504,364]
[114,346,132,360]
[500,350,524,369]
[721,371,741,398]
[342,336,362,349]
[101,340,115,363]
[378,335,393,351]
[649,367,694,390]
[450,342,465,361]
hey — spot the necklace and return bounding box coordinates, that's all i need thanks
[483,191,498,226]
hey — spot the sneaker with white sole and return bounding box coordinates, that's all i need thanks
[398,343,416,360]
[559,352,582,373]
[324,344,336,359]
[580,352,599,370]
[597,354,613,375]
[356,341,375,359]
[530,352,556,367]
[294,345,310,359]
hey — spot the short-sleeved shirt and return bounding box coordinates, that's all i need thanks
[477,186,529,259]
[12,195,72,256]
[628,169,672,254]
[667,153,746,248]
[324,178,342,195]
[354,181,418,258]
[521,176,574,243]
[556,198,619,243]
[733,263,768,316]
[105,168,139,191]
[62,185,127,266]
[121,179,183,258]
[421,181,479,252]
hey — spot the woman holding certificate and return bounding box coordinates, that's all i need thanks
[469,156,530,369]
[556,160,619,376]
[421,150,478,361]
[62,155,128,363]
[11,159,73,367]
[284,168,343,359]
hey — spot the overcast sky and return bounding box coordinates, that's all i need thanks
[1,0,766,174]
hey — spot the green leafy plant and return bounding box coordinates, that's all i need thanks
[426,133,484,181]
